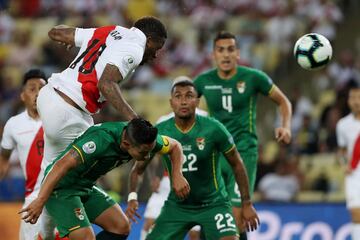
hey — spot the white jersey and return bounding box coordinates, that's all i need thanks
[49,25,146,114]
[1,111,43,198]
[336,113,360,172]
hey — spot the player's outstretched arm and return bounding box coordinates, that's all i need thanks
[269,85,292,144]
[18,149,81,224]
[0,148,11,179]
[126,160,150,223]
[164,137,190,199]
[48,25,76,49]
[225,148,260,231]
[98,64,138,121]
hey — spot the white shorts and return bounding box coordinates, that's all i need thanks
[36,84,93,239]
[37,84,93,170]
[38,207,57,240]
[19,197,42,240]
[144,176,170,219]
[345,173,360,209]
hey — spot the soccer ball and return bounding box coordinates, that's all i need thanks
[293,33,333,70]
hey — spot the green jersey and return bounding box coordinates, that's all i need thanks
[45,122,168,190]
[156,115,235,208]
[194,66,274,153]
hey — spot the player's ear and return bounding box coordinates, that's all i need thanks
[20,91,25,102]
[236,49,240,60]
[169,98,174,109]
[195,97,200,107]
[145,36,154,48]
[122,139,131,149]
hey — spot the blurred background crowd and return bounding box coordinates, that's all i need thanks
[0,0,360,203]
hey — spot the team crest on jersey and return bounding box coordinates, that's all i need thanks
[82,141,96,154]
[237,81,246,93]
[74,208,85,220]
[196,138,205,150]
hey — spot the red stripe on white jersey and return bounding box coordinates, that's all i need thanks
[77,26,116,113]
[351,134,360,170]
[25,127,44,197]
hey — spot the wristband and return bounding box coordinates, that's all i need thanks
[128,192,138,202]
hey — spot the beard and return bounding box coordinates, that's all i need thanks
[178,113,192,120]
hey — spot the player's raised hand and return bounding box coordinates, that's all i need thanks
[18,198,45,224]
[241,201,260,232]
[126,200,141,223]
[275,127,291,144]
[172,173,190,199]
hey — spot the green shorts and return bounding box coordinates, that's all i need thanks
[146,201,238,240]
[45,185,116,237]
[221,152,258,207]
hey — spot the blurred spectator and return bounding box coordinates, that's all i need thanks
[289,88,314,133]
[328,49,360,90]
[309,0,343,41]
[190,0,226,31]
[126,0,156,22]
[318,105,341,152]
[6,28,40,71]
[258,159,300,202]
[0,10,14,43]
[265,4,299,56]
[312,171,330,193]
[293,114,319,154]
[255,145,276,190]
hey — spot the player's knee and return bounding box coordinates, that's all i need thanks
[113,217,131,235]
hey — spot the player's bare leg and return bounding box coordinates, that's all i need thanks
[68,227,95,240]
[94,204,130,239]
[350,208,360,239]
[232,207,247,240]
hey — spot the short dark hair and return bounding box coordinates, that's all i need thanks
[348,80,360,90]
[126,118,158,145]
[213,31,237,47]
[171,76,196,94]
[134,16,167,40]
[23,69,46,86]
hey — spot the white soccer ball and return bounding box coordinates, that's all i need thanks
[293,33,333,70]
